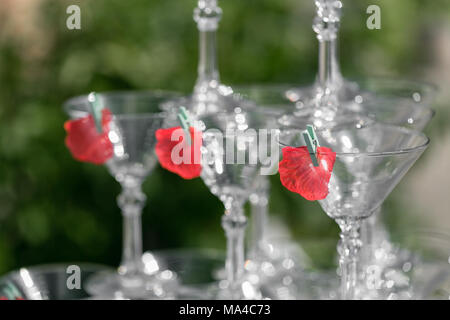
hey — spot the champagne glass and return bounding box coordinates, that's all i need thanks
[198,109,280,299]
[279,123,429,299]
[64,91,178,299]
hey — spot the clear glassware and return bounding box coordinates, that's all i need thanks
[278,123,429,299]
[210,99,311,289]
[234,82,434,300]
[197,109,280,299]
[64,91,179,299]
[182,0,239,116]
[235,84,435,299]
[235,81,436,131]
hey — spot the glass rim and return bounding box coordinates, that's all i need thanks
[63,90,181,119]
[232,78,438,93]
[0,263,112,281]
[232,80,438,115]
[202,129,278,139]
[198,109,281,135]
[277,125,430,157]
[233,78,439,97]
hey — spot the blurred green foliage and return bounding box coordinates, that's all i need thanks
[0,0,449,274]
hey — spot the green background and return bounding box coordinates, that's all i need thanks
[0,0,449,274]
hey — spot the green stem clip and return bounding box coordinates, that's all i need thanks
[88,92,104,133]
[303,124,320,167]
[177,106,192,146]
[2,282,22,300]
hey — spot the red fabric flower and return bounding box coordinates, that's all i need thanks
[278,146,336,201]
[155,126,202,180]
[64,108,114,165]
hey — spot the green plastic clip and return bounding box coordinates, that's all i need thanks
[2,282,22,300]
[303,125,320,167]
[306,124,320,150]
[177,106,192,145]
[87,92,104,133]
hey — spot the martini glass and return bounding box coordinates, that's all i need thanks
[64,91,178,299]
[279,123,429,299]
[210,101,312,288]
[235,83,435,299]
[197,109,280,299]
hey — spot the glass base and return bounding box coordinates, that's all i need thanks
[256,268,324,300]
[85,269,178,300]
[207,279,266,300]
[1,252,448,300]
[359,227,450,300]
[308,255,450,300]
[151,248,276,299]
[243,238,315,299]
[286,80,360,106]
[359,244,450,300]
[150,249,225,300]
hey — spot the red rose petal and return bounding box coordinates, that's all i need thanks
[64,108,114,165]
[279,146,336,201]
[155,126,202,180]
[0,296,8,300]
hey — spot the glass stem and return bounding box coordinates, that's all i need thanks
[195,30,220,91]
[250,198,268,258]
[313,0,343,108]
[361,209,380,262]
[222,199,247,296]
[318,38,343,90]
[336,218,363,300]
[193,0,222,95]
[371,208,389,243]
[249,177,270,258]
[117,184,147,282]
